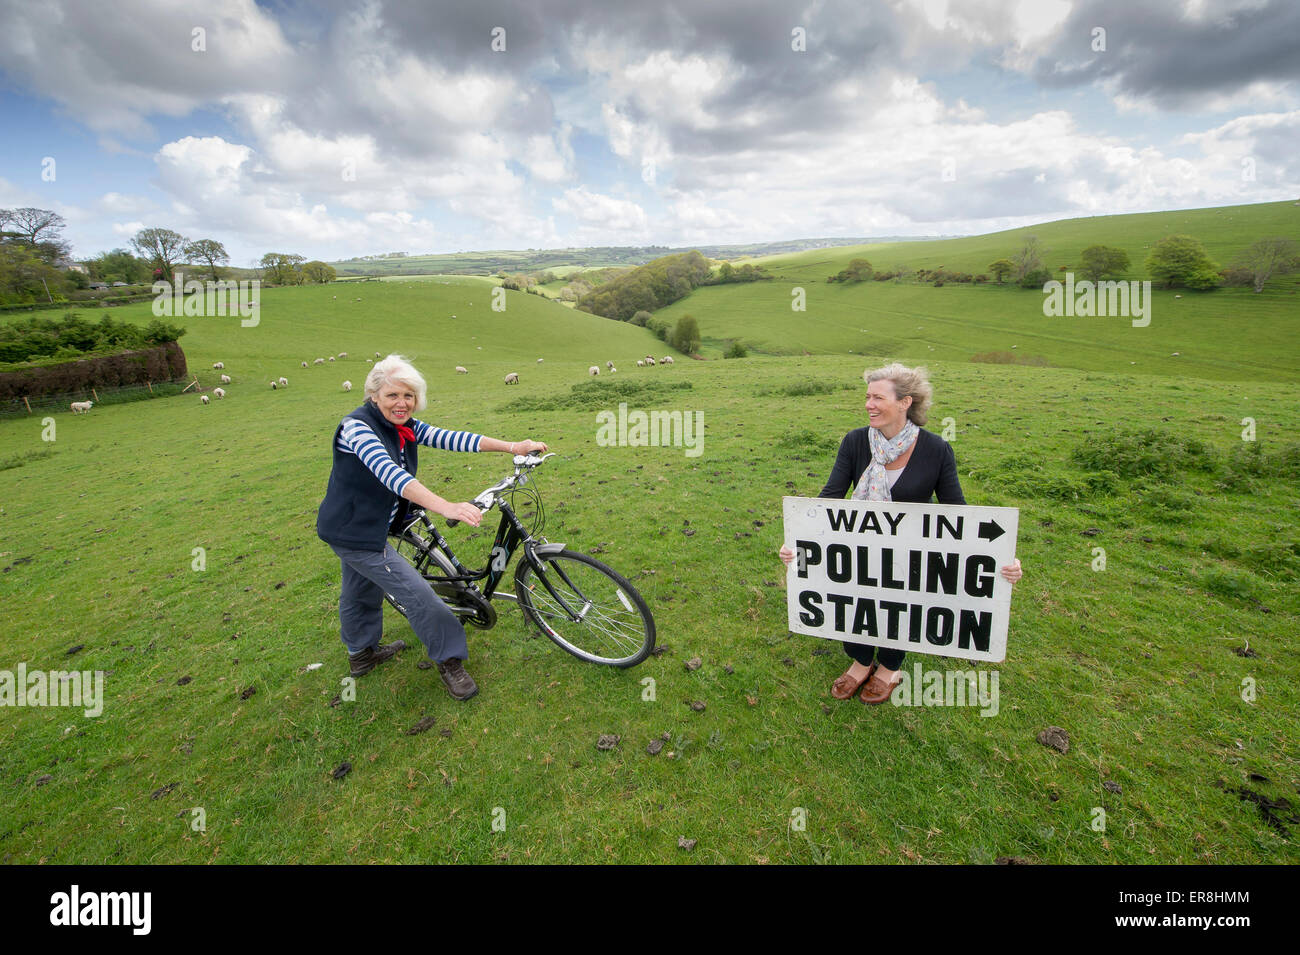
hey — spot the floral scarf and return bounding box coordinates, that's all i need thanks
[852,421,918,502]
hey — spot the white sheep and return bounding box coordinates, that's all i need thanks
[213,361,224,369]
[278,376,288,387]
[214,387,226,398]
[270,380,278,389]
[314,358,325,365]
[219,374,231,384]
[338,352,348,358]
[375,351,381,358]
[661,356,674,365]
[328,356,335,362]
[70,401,93,414]
[645,357,656,366]
[504,372,519,385]
[588,365,599,376]
[342,380,353,392]
[636,359,645,367]
[201,394,210,404]
[455,366,468,374]
[606,361,614,370]
[301,361,308,368]
[537,358,544,363]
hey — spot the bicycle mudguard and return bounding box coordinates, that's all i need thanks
[532,542,566,558]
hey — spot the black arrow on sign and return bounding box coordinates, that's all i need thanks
[978,520,1005,542]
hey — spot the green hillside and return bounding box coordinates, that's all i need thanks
[651,201,1300,381]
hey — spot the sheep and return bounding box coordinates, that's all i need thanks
[328,356,335,362]
[588,365,599,376]
[278,376,289,387]
[606,361,615,370]
[661,356,674,365]
[609,366,616,373]
[213,361,224,369]
[455,366,468,374]
[220,374,231,384]
[375,351,381,358]
[301,361,308,368]
[645,356,656,366]
[201,394,210,404]
[214,387,226,398]
[338,352,347,358]
[270,380,278,389]
[70,401,93,414]
[342,380,353,392]
[504,372,519,385]
[314,358,325,365]
[537,358,544,363]
[636,360,645,367]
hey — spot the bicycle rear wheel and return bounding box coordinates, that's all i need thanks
[514,549,655,667]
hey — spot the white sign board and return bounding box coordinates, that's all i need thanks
[783,496,1020,663]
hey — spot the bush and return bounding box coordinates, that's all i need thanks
[631,310,652,327]
[723,340,748,359]
[1019,268,1052,289]
[1218,266,1254,287]
[1071,428,1217,482]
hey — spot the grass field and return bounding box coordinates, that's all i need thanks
[1,208,1297,864]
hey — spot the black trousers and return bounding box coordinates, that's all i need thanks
[843,641,905,671]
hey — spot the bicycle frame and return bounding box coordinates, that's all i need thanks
[400,499,532,600]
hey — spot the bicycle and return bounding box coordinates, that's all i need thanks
[382,453,656,668]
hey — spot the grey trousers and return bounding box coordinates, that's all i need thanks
[328,542,469,663]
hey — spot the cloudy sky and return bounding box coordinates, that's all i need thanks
[1,0,1296,265]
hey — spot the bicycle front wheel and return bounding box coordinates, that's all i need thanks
[514,549,655,667]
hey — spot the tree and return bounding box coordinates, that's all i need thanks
[259,252,306,286]
[132,228,188,283]
[301,260,338,284]
[1078,245,1130,282]
[86,249,150,285]
[1,207,71,264]
[671,314,701,354]
[1146,234,1220,290]
[987,259,1014,284]
[630,310,652,327]
[1010,236,1044,283]
[1234,237,1300,293]
[184,238,230,280]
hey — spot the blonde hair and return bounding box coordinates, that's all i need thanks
[864,362,932,426]
[365,355,428,412]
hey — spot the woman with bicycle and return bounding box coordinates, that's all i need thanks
[778,362,1023,704]
[317,355,546,701]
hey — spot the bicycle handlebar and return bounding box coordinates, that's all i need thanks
[445,452,555,527]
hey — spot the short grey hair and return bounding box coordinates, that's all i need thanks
[365,355,428,412]
[864,362,933,426]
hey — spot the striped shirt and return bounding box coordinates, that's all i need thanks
[337,417,484,525]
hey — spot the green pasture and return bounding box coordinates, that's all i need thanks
[0,226,1297,864]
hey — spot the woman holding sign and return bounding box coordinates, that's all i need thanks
[778,363,1022,704]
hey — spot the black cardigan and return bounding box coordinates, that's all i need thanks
[818,426,965,505]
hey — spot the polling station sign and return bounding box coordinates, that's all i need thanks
[783,497,1020,663]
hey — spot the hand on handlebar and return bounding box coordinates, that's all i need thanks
[442,501,483,528]
[513,439,548,455]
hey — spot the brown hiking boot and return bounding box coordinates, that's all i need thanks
[436,658,478,700]
[349,639,407,677]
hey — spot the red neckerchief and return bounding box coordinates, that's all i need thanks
[394,423,415,450]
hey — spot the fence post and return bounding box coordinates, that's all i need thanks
[92,388,100,402]
[23,396,31,415]
[147,380,153,394]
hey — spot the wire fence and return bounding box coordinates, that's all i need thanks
[0,377,195,419]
